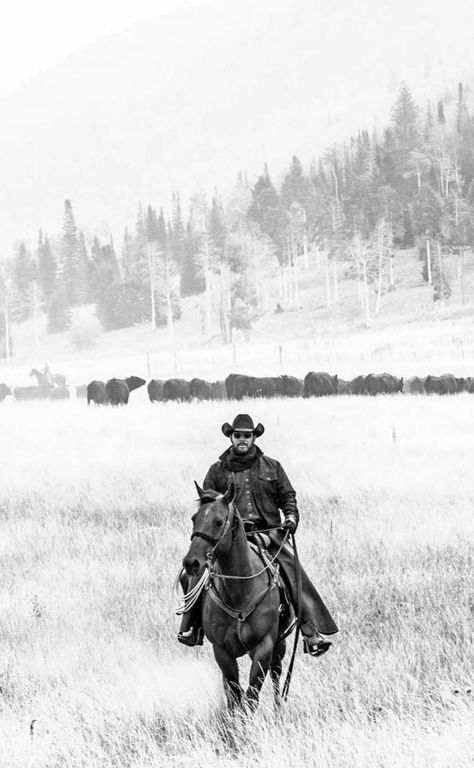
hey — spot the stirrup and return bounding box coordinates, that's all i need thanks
[177,627,204,647]
[303,637,332,657]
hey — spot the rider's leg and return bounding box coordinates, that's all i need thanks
[269,537,338,657]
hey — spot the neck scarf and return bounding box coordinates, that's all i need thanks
[225,445,260,472]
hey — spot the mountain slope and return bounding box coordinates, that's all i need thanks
[1,0,474,250]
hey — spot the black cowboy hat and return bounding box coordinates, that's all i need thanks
[221,414,265,438]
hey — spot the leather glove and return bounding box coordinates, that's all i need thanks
[282,514,298,534]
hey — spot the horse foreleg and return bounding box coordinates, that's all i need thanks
[246,634,274,711]
[213,645,243,711]
[270,638,286,708]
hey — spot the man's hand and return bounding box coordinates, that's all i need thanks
[282,514,298,534]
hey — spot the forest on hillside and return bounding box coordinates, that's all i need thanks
[1,81,474,358]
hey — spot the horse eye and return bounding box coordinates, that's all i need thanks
[214,519,224,527]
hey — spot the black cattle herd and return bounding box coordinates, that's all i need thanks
[0,371,473,406]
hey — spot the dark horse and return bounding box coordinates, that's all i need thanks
[181,483,294,711]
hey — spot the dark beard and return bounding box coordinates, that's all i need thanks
[226,445,259,471]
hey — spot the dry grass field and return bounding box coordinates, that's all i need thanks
[0,395,473,767]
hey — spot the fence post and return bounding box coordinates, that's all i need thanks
[279,344,283,365]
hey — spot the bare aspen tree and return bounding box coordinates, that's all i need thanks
[426,234,432,285]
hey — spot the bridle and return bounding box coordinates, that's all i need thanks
[190,499,238,560]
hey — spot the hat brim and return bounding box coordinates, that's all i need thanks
[221,422,265,438]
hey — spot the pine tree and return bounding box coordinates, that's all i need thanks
[77,231,91,305]
[247,169,286,261]
[37,231,56,310]
[59,199,80,307]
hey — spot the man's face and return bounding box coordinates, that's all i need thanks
[231,430,255,454]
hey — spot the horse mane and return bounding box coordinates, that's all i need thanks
[197,488,221,507]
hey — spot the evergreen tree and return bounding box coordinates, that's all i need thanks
[37,231,56,310]
[60,199,80,306]
[247,169,286,261]
[77,231,91,305]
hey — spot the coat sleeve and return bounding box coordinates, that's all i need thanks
[276,462,299,526]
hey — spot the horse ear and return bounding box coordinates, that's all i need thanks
[194,481,205,499]
[223,482,236,504]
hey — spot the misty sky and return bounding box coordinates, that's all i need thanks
[0,0,221,98]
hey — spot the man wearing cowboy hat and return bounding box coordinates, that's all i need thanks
[178,414,338,656]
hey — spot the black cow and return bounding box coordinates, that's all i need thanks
[281,375,304,397]
[163,378,192,402]
[87,380,107,405]
[0,383,11,400]
[425,374,462,395]
[106,376,146,406]
[13,386,52,401]
[190,378,213,400]
[336,378,351,394]
[464,377,474,393]
[303,371,338,397]
[365,373,404,395]
[349,375,368,395]
[403,376,426,394]
[210,380,226,400]
[147,379,164,403]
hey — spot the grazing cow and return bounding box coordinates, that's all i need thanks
[163,378,192,402]
[425,374,461,395]
[303,371,338,397]
[106,376,146,406]
[87,380,107,405]
[0,383,11,400]
[13,386,52,401]
[247,376,279,398]
[147,379,165,403]
[349,375,368,395]
[365,373,404,395]
[336,378,351,394]
[49,387,70,400]
[281,375,304,397]
[75,384,88,398]
[224,373,251,400]
[403,376,426,394]
[190,378,213,400]
[210,380,226,400]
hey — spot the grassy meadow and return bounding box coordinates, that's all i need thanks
[0,395,473,767]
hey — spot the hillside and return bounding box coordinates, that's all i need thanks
[2,247,474,388]
[2,0,474,250]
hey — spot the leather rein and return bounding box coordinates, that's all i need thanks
[188,500,286,623]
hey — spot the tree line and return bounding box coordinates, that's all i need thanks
[1,80,474,357]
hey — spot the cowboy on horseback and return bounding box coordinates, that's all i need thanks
[178,413,338,657]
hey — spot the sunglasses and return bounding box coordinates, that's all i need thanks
[233,431,254,439]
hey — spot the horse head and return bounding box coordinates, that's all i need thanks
[183,482,237,576]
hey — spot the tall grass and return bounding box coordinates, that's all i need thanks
[0,396,472,766]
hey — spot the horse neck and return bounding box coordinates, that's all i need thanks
[215,522,256,598]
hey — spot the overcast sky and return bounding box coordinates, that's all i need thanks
[0,0,221,99]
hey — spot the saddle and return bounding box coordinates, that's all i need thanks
[246,531,292,620]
